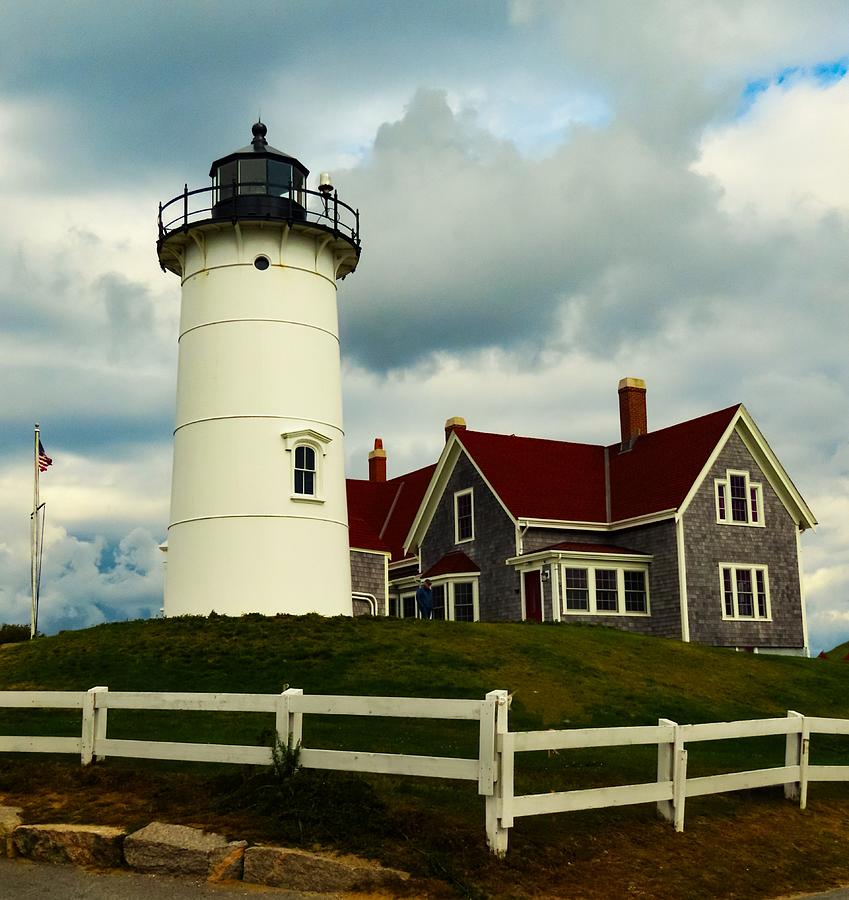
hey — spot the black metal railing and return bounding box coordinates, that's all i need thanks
[157,181,360,249]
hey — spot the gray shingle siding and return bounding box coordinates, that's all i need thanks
[682,431,805,649]
[350,549,387,616]
[420,452,521,620]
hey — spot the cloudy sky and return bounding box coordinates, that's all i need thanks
[0,1,846,652]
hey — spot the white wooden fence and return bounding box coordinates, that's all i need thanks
[1,687,848,856]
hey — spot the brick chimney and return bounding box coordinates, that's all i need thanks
[618,378,647,447]
[368,437,387,482]
[444,416,467,443]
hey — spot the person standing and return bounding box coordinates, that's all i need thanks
[415,579,433,619]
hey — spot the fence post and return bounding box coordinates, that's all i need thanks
[799,718,810,811]
[673,734,688,833]
[81,686,108,766]
[275,688,304,752]
[484,689,509,857]
[656,718,677,823]
[784,710,805,804]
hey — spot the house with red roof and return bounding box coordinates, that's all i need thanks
[346,379,816,655]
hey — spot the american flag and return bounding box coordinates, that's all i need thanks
[38,439,52,473]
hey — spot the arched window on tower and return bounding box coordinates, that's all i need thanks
[294,444,317,497]
[281,428,331,502]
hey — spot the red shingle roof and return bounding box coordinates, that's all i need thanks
[457,430,607,521]
[422,550,481,578]
[606,405,739,521]
[348,404,741,554]
[346,464,436,560]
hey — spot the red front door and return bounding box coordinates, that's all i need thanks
[524,571,542,622]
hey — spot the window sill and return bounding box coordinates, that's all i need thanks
[562,609,651,618]
[721,615,772,622]
[291,495,325,504]
[715,520,766,528]
[454,537,474,545]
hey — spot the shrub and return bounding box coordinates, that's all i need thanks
[0,624,31,644]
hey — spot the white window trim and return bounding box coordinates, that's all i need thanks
[715,469,765,528]
[559,560,651,617]
[719,563,772,621]
[453,488,475,544]
[429,574,480,622]
[281,429,331,503]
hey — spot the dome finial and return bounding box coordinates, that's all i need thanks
[251,120,268,149]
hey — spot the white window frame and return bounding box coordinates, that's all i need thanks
[390,591,419,619]
[454,488,475,544]
[428,575,480,622]
[281,429,331,503]
[559,562,651,617]
[719,563,771,621]
[714,469,764,527]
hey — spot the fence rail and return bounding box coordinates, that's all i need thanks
[1,688,848,856]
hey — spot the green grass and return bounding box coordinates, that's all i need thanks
[2,615,849,898]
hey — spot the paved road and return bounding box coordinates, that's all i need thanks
[0,858,342,899]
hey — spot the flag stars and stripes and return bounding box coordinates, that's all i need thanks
[38,440,53,473]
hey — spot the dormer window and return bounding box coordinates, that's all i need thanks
[715,470,763,526]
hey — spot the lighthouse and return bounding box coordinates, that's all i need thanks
[157,122,361,617]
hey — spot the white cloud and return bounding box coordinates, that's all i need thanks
[696,77,849,221]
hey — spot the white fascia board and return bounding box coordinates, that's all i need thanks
[350,546,392,558]
[389,556,418,570]
[506,549,653,567]
[735,407,817,530]
[516,510,676,531]
[403,434,517,554]
[403,436,463,555]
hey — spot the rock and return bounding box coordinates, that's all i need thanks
[243,845,409,893]
[123,821,247,881]
[12,823,125,867]
[0,806,22,858]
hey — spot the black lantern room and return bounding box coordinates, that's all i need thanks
[209,121,309,220]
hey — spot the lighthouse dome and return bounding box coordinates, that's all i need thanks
[208,121,310,220]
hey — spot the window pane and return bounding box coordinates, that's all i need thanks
[294,445,316,495]
[755,570,767,617]
[402,595,416,618]
[432,585,446,620]
[595,569,618,611]
[722,568,734,617]
[456,493,473,541]
[750,487,759,523]
[624,570,647,613]
[730,474,748,522]
[717,483,726,520]
[239,158,266,194]
[564,568,589,611]
[736,569,754,616]
[454,582,474,622]
[268,160,293,197]
[389,597,400,617]
[217,161,237,200]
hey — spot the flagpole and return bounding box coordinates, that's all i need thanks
[31,424,40,639]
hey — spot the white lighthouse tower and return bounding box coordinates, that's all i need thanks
[157,122,361,617]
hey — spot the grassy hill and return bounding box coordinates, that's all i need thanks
[2,616,849,899]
